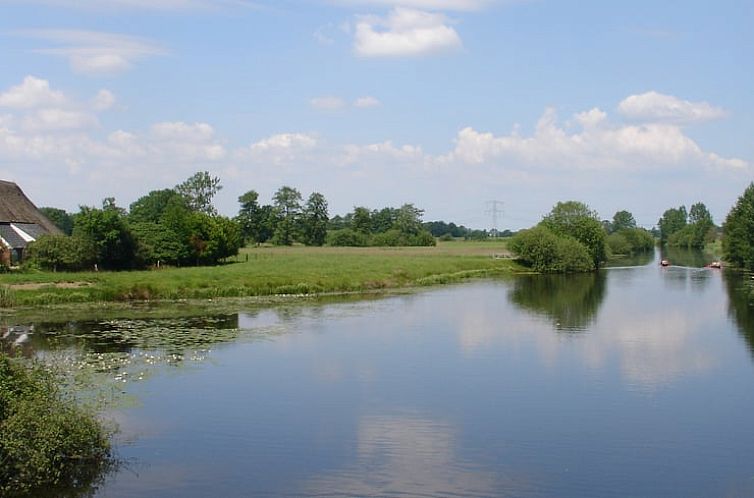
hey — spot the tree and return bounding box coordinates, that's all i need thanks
[610,210,636,233]
[175,171,222,215]
[271,186,302,245]
[129,189,185,224]
[302,192,329,246]
[39,207,74,235]
[394,203,424,235]
[540,201,607,268]
[236,190,274,245]
[73,199,138,270]
[372,207,397,233]
[352,207,372,234]
[667,202,714,249]
[25,234,96,271]
[723,183,754,269]
[658,206,687,243]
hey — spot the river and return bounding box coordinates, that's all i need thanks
[3,249,754,497]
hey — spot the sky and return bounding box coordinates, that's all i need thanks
[0,0,752,230]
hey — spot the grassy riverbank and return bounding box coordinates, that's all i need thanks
[0,240,520,308]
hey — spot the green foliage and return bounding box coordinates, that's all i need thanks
[509,226,594,273]
[723,182,754,269]
[658,206,687,243]
[175,171,222,215]
[352,206,372,234]
[0,286,14,308]
[25,234,97,271]
[39,207,74,235]
[607,228,654,256]
[667,202,714,249]
[540,201,607,267]
[235,190,275,244]
[302,192,329,246]
[394,203,424,235]
[130,222,187,266]
[73,200,138,270]
[272,186,303,246]
[609,210,636,234]
[129,189,185,224]
[326,228,369,247]
[0,355,110,494]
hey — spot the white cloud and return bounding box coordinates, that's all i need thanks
[354,96,381,108]
[249,133,318,152]
[618,91,727,124]
[310,96,347,110]
[149,121,226,160]
[0,76,67,109]
[445,106,745,172]
[15,29,167,75]
[91,89,116,111]
[353,8,462,57]
[22,108,98,132]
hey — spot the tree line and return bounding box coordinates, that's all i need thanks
[27,172,444,271]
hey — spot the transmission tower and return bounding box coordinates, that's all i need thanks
[485,200,504,237]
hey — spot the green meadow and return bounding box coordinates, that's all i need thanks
[0,240,520,309]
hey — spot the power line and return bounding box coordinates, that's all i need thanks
[485,200,504,235]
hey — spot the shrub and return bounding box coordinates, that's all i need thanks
[0,355,111,494]
[326,229,369,247]
[25,234,97,272]
[509,226,593,273]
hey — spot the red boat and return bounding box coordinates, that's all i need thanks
[660,259,670,267]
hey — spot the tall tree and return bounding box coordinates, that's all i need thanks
[175,171,222,215]
[272,186,302,245]
[129,189,185,224]
[610,210,637,233]
[302,192,329,246]
[723,183,754,269]
[73,199,138,270]
[394,203,424,235]
[352,207,372,234]
[658,206,687,243]
[236,190,273,244]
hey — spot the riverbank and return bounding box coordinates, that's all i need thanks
[0,240,521,309]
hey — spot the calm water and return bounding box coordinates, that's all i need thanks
[4,251,754,497]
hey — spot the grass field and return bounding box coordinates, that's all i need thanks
[0,240,521,308]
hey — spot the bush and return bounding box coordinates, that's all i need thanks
[608,228,654,256]
[0,355,111,494]
[510,226,594,273]
[326,229,369,247]
[25,234,97,272]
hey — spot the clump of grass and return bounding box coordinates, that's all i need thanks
[0,286,15,308]
[0,354,112,495]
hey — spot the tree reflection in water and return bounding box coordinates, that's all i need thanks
[723,270,754,356]
[508,271,607,332]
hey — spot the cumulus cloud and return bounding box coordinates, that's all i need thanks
[15,29,167,75]
[310,96,347,110]
[618,91,727,124]
[353,8,462,57]
[445,106,746,172]
[91,89,116,111]
[21,108,98,132]
[0,76,67,109]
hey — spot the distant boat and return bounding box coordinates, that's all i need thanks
[709,261,722,269]
[660,259,670,267]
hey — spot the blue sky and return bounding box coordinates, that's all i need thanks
[0,0,751,229]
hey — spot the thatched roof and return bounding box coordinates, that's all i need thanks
[0,180,62,235]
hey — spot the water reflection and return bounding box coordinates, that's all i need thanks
[723,270,754,355]
[508,272,607,331]
[303,413,519,497]
[660,246,715,268]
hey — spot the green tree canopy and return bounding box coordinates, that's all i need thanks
[272,186,302,245]
[610,210,637,233]
[129,189,185,224]
[658,206,687,243]
[302,192,329,246]
[73,199,138,270]
[38,207,74,235]
[175,171,222,215]
[540,201,607,268]
[723,183,754,269]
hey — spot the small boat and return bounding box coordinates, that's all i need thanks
[660,259,670,267]
[709,261,722,269]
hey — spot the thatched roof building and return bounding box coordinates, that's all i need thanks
[0,180,61,264]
